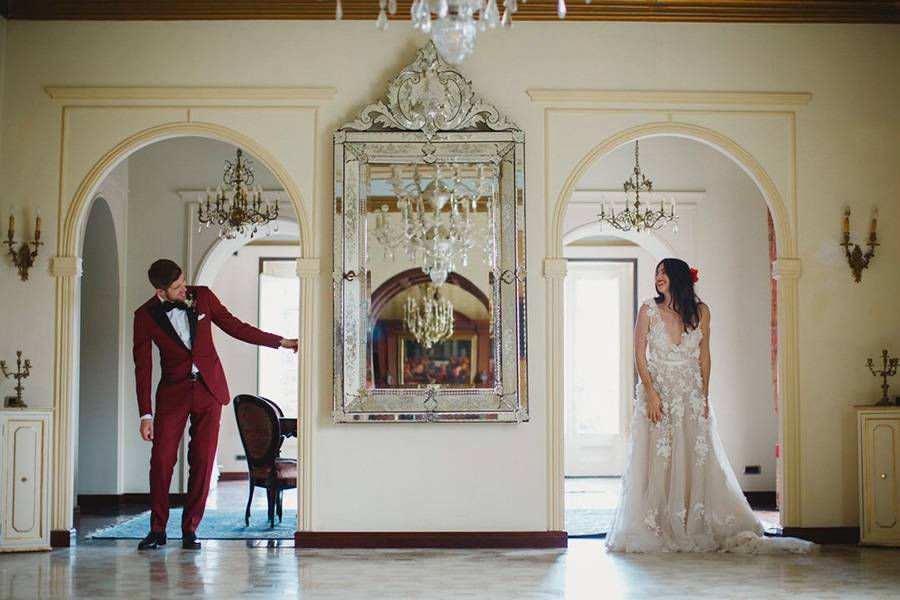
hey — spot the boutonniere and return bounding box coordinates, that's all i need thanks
[184,291,196,310]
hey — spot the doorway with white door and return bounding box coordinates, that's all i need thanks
[564,258,637,537]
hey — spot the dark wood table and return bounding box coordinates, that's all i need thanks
[280,417,298,438]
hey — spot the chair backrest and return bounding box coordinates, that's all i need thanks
[233,394,283,478]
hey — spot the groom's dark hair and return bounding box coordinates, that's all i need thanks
[148,259,183,290]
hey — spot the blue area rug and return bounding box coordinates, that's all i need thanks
[90,508,296,540]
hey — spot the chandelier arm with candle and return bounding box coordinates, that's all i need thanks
[404,283,455,349]
[197,148,280,239]
[597,140,678,233]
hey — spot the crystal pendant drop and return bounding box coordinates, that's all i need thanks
[335,0,343,20]
[388,0,398,15]
[558,0,567,19]
[376,6,389,31]
[482,0,500,28]
[501,7,511,28]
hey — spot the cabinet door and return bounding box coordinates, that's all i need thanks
[862,417,900,544]
[3,418,45,543]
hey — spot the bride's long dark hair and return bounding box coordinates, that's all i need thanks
[654,258,701,332]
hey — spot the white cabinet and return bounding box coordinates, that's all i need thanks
[0,409,52,552]
[858,406,900,547]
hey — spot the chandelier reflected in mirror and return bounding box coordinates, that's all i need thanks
[597,140,678,233]
[404,283,454,349]
[197,148,279,239]
[372,163,495,287]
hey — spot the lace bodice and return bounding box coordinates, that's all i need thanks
[644,299,702,366]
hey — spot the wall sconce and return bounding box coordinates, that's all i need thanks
[839,207,878,283]
[5,210,43,281]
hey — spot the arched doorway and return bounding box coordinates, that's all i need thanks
[546,122,801,533]
[51,124,313,541]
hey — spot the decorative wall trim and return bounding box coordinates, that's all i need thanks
[293,531,569,549]
[295,256,321,532]
[527,90,812,106]
[50,529,76,548]
[50,256,83,277]
[782,527,859,545]
[45,86,337,102]
[7,2,899,23]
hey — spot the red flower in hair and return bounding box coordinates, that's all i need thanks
[689,267,699,284]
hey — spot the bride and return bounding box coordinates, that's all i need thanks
[605,258,816,555]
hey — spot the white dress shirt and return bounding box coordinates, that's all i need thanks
[140,296,199,422]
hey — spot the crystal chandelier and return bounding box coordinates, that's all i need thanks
[373,163,495,287]
[337,1,584,65]
[404,283,455,349]
[597,141,678,233]
[197,148,279,239]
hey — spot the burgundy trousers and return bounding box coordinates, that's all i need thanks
[149,378,222,534]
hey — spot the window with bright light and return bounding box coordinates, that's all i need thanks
[257,258,299,417]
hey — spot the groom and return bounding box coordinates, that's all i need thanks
[133,259,297,550]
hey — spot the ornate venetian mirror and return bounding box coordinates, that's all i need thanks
[333,43,528,423]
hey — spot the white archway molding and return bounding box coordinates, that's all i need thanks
[550,122,795,258]
[49,110,323,539]
[562,222,677,261]
[542,116,803,531]
[60,122,312,257]
[194,219,301,287]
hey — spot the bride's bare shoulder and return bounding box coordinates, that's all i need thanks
[697,302,711,318]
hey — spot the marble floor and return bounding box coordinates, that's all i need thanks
[7,481,889,599]
[3,539,900,599]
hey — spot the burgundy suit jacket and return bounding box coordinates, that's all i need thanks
[133,285,282,417]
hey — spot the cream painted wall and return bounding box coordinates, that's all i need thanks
[0,20,897,528]
[212,244,300,474]
[77,198,120,495]
[563,137,777,492]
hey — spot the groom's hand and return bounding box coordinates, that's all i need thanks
[140,419,154,442]
[280,338,299,353]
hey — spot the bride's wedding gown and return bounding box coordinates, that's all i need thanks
[606,300,816,555]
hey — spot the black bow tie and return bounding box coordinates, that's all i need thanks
[161,300,188,313]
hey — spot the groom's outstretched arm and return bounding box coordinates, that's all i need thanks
[204,286,285,348]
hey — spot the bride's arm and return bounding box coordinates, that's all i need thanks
[634,304,662,423]
[699,303,711,416]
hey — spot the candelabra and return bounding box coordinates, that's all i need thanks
[1,351,32,408]
[867,349,898,406]
[840,207,878,283]
[5,212,43,281]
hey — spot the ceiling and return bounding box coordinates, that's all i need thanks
[2,1,899,23]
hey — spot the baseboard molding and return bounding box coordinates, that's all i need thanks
[77,493,188,509]
[294,531,569,548]
[50,529,76,548]
[782,527,859,545]
[218,472,249,481]
[744,491,777,510]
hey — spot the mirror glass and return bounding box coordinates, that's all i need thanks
[365,163,497,391]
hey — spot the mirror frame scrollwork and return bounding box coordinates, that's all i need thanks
[333,42,528,423]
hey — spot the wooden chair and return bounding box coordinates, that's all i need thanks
[233,394,297,528]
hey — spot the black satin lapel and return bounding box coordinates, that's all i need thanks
[150,302,190,352]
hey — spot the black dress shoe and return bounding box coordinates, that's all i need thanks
[182,531,201,550]
[137,531,167,550]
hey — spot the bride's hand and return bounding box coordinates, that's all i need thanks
[647,392,664,424]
